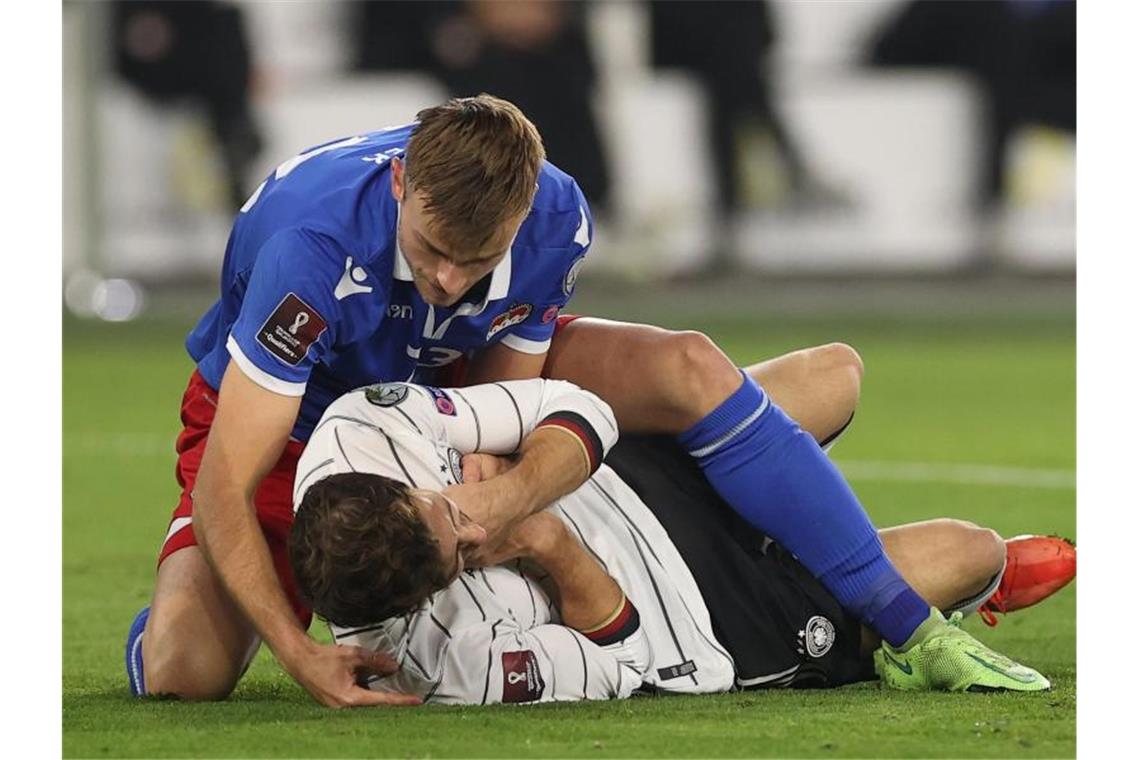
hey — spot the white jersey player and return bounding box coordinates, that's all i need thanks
[292,379,1065,703]
[292,379,736,704]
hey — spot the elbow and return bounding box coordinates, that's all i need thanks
[579,388,619,452]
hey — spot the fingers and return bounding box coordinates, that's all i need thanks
[345,687,422,707]
[348,646,400,678]
[461,454,484,483]
[317,647,422,708]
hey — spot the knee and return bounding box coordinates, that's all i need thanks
[659,331,742,419]
[974,525,1007,579]
[945,519,1007,581]
[143,617,245,701]
[814,342,864,395]
[826,342,864,382]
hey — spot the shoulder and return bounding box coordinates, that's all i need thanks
[243,127,410,262]
[242,227,394,330]
[531,160,587,215]
[516,160,591,252]
[253,227,352,277]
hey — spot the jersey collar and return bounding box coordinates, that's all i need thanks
[485,246,512,302]
[393,201,415,282]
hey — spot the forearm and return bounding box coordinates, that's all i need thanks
[527,522,624,633]
[194,488,311,664]
[467,426,593,533]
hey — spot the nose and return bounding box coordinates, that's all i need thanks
[434,260,464,294]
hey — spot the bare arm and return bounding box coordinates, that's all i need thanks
[448,425,594,542]
[460,457,622,630]
[514,513,625,632]
[478,509,649,677]
[445,343,576,532]
[333,374,618,555]
[193,362,418,707]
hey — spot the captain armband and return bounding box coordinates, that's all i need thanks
[535,410,606,476]
[580,593,641,647]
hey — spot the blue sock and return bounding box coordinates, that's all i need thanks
[125,606,149,697]
[678,373,930,648]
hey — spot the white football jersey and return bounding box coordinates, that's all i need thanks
[295,379,736,704]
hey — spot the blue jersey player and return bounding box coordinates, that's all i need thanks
[130,96,602,707]
[128,95,1020,706]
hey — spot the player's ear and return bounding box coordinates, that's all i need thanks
[391,157,406,202]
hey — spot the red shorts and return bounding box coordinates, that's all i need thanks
[159,370,311,626]
[159,315,583,628]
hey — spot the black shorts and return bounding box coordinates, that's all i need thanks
[605,434,875,689]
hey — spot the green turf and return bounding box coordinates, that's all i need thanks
[63,306,1075,758]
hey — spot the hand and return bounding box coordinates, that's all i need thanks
[442,478,505,531]
[467,510,566,567]
[460,452,515,483]
[282,638,422,708]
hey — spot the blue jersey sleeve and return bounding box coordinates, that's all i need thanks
[498,182,593,356]
[226,228,353,395]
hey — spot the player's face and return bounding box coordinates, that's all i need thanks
[411,490,488,581]
[391,158,521,307]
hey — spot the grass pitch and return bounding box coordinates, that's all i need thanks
[63,286,1075,758]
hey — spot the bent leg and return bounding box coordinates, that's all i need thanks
[141,546,260,700]
[547,317,932,648]
[743,343,863,443]
[544,318,861,442]
[859,520,1006,655]
[879,520,1006,609]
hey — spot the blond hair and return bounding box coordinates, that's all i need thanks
[405,94,545,252]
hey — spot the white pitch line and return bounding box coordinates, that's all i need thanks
[835,459,1075,490]
[64,432,1076,490]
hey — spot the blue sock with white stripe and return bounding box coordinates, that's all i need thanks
[125,606,149,697]
[677,372,930,648]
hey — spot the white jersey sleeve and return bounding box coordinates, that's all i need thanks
[294,378,618,507]
[370,378,617,459]
[337,609,648,705]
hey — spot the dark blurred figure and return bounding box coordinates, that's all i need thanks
[349,0,611,213]
[867,0,1076,209]
[113,1,263,210]
[349,0,455,72]
[649,0,827,218]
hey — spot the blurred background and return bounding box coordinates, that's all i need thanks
[62,0,1074,321]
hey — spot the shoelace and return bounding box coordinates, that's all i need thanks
[978,534,1075,628]
[944,610,1026,672]
[978,591,1008,627]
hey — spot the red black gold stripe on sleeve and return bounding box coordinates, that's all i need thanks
[537,410,605,474]
[581,594,641,647]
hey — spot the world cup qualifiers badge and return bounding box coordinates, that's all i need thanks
[255,292,328,366]
[425,386,457,416]
[487,303,533,339]
[501,650,545,703]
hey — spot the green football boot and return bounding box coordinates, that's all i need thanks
[874,609,1050,692]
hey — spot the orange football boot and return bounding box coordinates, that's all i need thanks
[979,534,1076,626]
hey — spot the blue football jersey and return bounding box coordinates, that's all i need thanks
[186,123,593,441]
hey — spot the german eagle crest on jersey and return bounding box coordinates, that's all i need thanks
[798,616,836,658]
